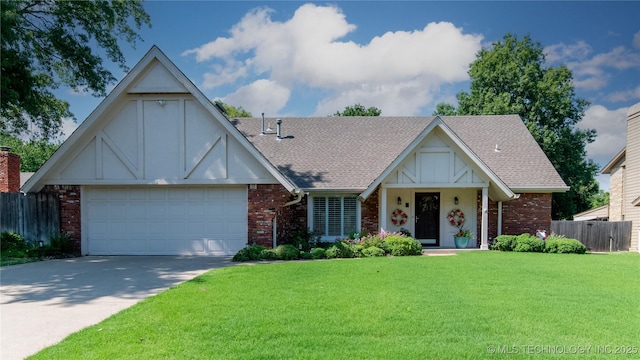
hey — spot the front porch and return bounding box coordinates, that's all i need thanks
[380,187,490,249]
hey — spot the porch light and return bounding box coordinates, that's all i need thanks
[397,197,402,205]
[454,196,459,205]
[156,99,166,106]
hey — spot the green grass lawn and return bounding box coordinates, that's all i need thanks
[31,252,639,359]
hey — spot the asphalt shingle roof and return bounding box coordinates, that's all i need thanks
[232,115,567,192]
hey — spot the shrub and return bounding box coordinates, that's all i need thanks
[45,233,77,256]
[274,244,300,260]
[232,248,251,262]
[1,231,26,251]
[383,235,422,256]
[361,246,385,257]
[247,245,266,260]
[353,244,366,258]
[300,251,313,260]
[513,234,544,253]
[491,235,517,251]
[310,247,326,259]
[359,233,384,249]
[545,238,587,254]
[325,241,354,259]
[259,249,278,260]
[286,229,321,252]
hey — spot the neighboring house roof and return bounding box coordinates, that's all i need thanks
[20,172,34,188]
[573,204,609,221]
[601,148,625,174]
[233,115,568,196]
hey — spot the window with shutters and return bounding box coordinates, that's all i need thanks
[311,195,358,238]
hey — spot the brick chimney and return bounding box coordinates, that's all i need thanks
[0,146,21,193]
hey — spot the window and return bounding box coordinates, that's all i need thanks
[312,195,358,238]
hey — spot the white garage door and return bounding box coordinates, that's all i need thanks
[85,186,247,255]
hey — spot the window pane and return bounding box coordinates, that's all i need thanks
[328,197,342,236]
[343,197,357,235]
[313,197,326,235]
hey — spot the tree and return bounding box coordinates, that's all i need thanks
[432,103,457,116]
[1,0,151,139]
[589,190,610,209]
[0,133,59,172]
[214,100,252,118]
[335,104,382,116]
[434,34,599,219]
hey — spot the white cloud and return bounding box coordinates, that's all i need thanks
[633,31,640,49]
[606,85,640,103]
[546,42,640,91]
[578,105,627,159]
[223,79,291,116]
[183,4,483,115]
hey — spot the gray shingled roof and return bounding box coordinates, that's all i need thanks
[232,115,567,191]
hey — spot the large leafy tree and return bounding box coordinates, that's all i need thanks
[1,0,151,139]
[0,133,59,172]
[335,104,382,116]
[434,34,599,219]
[214,100,252,118]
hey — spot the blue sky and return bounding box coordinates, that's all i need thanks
[57,1,640,191]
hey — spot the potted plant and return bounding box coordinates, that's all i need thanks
[448,209,471,248]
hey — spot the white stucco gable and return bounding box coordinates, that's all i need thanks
[360,117,515,202]
[384,128,489,187]
[22,46,297,193]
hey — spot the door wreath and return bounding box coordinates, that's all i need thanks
[391,209,408,226]
[447,209,465,227]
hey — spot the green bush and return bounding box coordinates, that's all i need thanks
[545,238,587,254]
[491,235,517,251]
[310,247,326,259]
[383,235,422,256]
[286,229,321,252]
[300,251,313,260]
[325,241,354,259]
[274,244,300,260]
[353,244,365,258]
[259,249,278,260]
[232,248,251,262]
[361,246,386,257]
[45,233,76,256]
[513,234,544,253]
[247,245,266,260]
[1,231,26,251]
[359,234,384,249]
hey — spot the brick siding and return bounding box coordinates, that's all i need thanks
[0,149,21,193]
[361,186,379,234]
[41,185,82,253]
[247,184,306,247]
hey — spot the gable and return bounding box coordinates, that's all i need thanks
[22,46,296,192]
[383,129,489,187]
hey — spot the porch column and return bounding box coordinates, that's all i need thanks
[380,187,387,232]
[481,187,489,250]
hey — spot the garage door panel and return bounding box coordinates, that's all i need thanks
[86,186,248,255]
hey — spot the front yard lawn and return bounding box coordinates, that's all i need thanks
[31,252,639,359]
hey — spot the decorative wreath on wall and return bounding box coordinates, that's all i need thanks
[447,209,465,228]
[391,209,408,226]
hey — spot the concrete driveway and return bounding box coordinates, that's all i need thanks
[0,256,233,360]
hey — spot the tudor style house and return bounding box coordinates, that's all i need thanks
[19,46,568,256]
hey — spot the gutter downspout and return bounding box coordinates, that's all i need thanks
[497,201,503,236]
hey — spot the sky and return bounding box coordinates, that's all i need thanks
[56,1,640,191]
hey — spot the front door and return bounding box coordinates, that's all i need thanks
[415,192,440,246]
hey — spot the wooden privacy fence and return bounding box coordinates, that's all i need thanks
[0,192,60,242]
[551,221,631,252]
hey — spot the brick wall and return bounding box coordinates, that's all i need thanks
[361,187,379,234]
[42,185,82,253]
[247,184,306,247]
[0,148,21,193]
[478,192,553,241]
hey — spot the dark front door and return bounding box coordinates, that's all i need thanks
[415,192,440,246]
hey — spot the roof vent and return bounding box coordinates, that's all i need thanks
[261,113,266,135]
[276,119,283,140]
[495,144,501,153]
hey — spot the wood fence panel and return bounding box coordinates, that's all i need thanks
[551,221,631,252]
[0,192,60,243]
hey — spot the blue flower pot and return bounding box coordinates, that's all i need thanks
[454,236,469,249]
